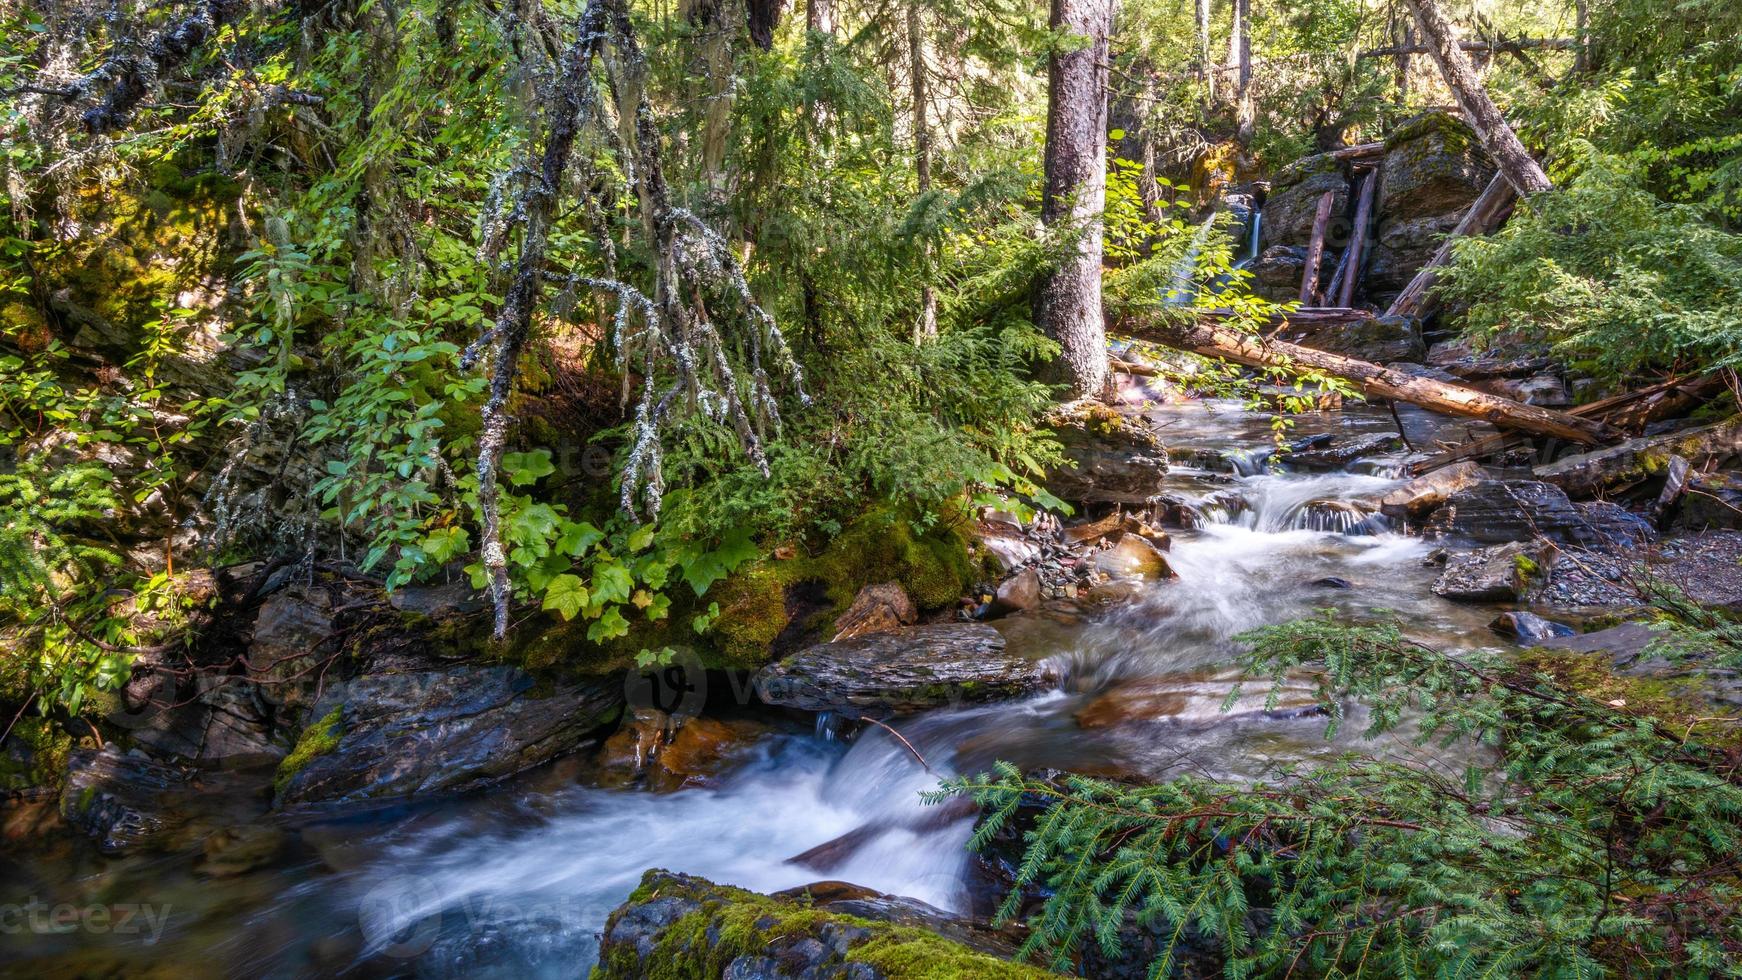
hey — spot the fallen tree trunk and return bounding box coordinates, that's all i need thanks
[1335,168,1379,307]
[1385,172,1515,320]
[1118,315,1619,444]
[1535,415,1742,498]
[1409,374,1726,475]
[1299,191,1336,304]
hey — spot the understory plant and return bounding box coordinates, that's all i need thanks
[944,611,1742,976]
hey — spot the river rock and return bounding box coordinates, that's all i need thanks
[776,880,1023,960]
[596,870,1047,979]
[1262,153,1349,247]
[753,624,1057,716]
[1093,534,1176,579]
[969,519,1042,571]
[1536,622,1660,667]
[597,709,772,793]
[988,568,1042,617]
[1535,415,1742,499]
[1432,541,1557,602]
[1423,480,1633,549]
[274,665,623,806]
[1044,402,1170,505]
[1379,461,1486,519]
[1489,611,1575,642]
[1060,510,1126,546]
[832,582,919,640]
[1076,667,1328,729]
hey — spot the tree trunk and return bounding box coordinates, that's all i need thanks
[1119,315,1619,444]
[1400,0,1551,195]
[807,0,833,34]
[746,0,784,49]
[1038,0,1114,399]
[1384,172,1515,320]
[1231,0,1253,143]
[1299,190,1335,304]
[908,0,937,342]
[1336,167,1379,306]
[1196,0,1213,104]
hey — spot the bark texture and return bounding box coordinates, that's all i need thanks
[909,0,937,342]
[1401,0,1552,195]
[1039,0,1115,399]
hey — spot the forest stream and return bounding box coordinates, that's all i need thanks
[0,398,1512,978]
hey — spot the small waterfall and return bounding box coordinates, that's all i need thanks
[815,710,840,742]
[1246,210,1263,263]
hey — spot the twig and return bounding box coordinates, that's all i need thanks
[862,716,932,773]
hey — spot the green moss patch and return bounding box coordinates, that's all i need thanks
[273,707,344,795]
[594,870,1052,979]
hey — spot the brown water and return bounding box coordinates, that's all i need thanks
[0,400,1504,979]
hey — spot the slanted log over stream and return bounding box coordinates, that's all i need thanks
[1118,313,1619,444]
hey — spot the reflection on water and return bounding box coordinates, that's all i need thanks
[0,400,1504,978]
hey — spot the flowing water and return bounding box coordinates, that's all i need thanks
[0,400,1503,978]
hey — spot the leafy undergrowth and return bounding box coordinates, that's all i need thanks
[945,610,1742,976]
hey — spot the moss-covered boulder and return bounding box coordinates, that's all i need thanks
[1259,151,1348,250]
[594,870,1053,979]
[1367,110,1494,296]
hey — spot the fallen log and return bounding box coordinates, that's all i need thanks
[1534,415,1742,498]
[1116,315,1619,445]
[1409,374,1725,475]
[1385,172,1515,321]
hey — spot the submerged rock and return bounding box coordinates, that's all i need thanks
[60,747,194,854]
[1093,534,1176,579]
[753,624,1057,716]
[1076,668,1328,729]
[1432,541,1557,602]
[1279,433,1404,470]
[274,665,623,806]
[596,870,1049,979]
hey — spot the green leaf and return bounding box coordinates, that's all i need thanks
[541,574,589,621]
[503,450,556,486]
[586,606,630,641]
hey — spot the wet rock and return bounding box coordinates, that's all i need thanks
[832,582,918,640]
[1298,498,1387,535]
[1424,480,1630,549]
[1311,576,1353,589]
[1279,433,1404,470]
[1432,541,1557,602]
[1044,402,1170,505]
[754,624,1057,716]
[1249,244,1309,300]
[1076,668,1328,729]
[1380,462,1489,521]
[599,709,773,793]
[1535,415,1742,499]
[274,665,624,806]
[1672,472,1742,532]
[1093,534,1176,580]
[1489,611,1575,642]
[59,747,194,854]
[596,870,1045,979]
[123,679,284,764]
[988,568,1042,617]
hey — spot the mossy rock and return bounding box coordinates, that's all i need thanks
[594,870,1053,980]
